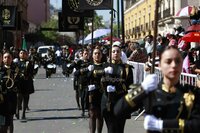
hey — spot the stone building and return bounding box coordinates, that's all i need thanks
[124,0,200,41]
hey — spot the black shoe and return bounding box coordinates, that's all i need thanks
[81,112,85,117]
[15,114,19,119]
[78,105,81,110]
[21,116,27,122]
[26,106,30,111]
[19,106,22,110]
[21,115,26,119]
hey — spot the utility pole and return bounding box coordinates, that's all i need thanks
[121,0,125,44]
[151,0,159,73]
[117,0,120,38]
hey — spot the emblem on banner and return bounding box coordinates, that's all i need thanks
[0,6,17,29]
[68,0,79,12]
[58,12,84,31]
[67,17,80,24]
[78,0,111,10]
[86,0,103,6]
[2,8,11,25]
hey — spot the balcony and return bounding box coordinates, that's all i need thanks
[126,30,129,35]
[146,23,149,30]
[132,28,135,35]
[140,25,143,32]
[163,8,171,18]
[135,26,140,33]
[158,12,161,20]
[129,29,132,35]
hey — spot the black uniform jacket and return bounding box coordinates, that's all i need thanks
[0,64,19,115]
[73,59,90,88]
[114,80,200,133]
[87,62,104,108]
[17,59,34,94]
[101,61,133,116]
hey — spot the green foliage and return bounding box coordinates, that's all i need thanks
[41,19,58,41]
[113,23,121,37]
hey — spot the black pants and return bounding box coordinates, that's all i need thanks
[17,93,29,118]
[103,111,126,133]
[0,115,14,133]
[80,86,89,114]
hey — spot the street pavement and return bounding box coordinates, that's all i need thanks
[14,67,145,133]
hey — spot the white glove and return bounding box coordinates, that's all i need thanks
[144,115,163,132]
[104,66,113,74]
[88,65,94,71]
[88,85,96,91]
[13,58,19,63]
[141,74,158,93]
[107,85,116,92]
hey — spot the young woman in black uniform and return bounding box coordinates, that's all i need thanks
[101,43,133,133]
[114,45,200,133]
[0,52,19,133]
[87,47,104,133]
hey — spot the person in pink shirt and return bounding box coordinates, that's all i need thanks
[166,33,177,47]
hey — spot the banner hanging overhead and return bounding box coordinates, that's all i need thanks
[0,6,17,29]
[78,0,112,10]
[62,0,93,17]
[58,12,84,32]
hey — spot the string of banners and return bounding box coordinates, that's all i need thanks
[60,0,112,31]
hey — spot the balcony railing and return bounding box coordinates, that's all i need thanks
[158,12,161,20]
[146,23,149,30]
[132,28,135,34]
[135,26,140,33]
[126,30,129,35]
[163,8,171,18]
[129,29,132,34]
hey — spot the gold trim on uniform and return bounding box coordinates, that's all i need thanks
[0,94,4,103]
[125,93,136,107]
[122,83,127,92]
[111,60,122,64]
[89,95,93,103]
[162,84,176,93]
[93,70,104,77]
[183,91,195,118]
[179,119,185,133]
[94,62,102,65]
[125,65,129,79]
[176,101,184,119]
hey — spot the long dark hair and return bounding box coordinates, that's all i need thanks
[159,45,182,60]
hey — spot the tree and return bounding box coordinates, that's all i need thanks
[40,18,58,42]
[84,11,106,36]
[113,23,121,37]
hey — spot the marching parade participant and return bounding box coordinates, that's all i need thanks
[114,45,200,133]
[0,52,19,133]
[101,42,133,133]
[68,49,83,110]
[61,47,71,77]
[72,49,83,110]
[16,50,34,120]
[73,48,91,116]
[28,47,40,76]
[87,47,104,133]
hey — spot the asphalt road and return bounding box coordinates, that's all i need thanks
[13,67,145,133]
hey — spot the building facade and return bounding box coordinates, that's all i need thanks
[0,0,28,49]
[124,0,200,42]
[27,0,50,32]
[124,0,156,41]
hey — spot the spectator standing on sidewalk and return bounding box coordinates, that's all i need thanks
[128,42,148,63]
